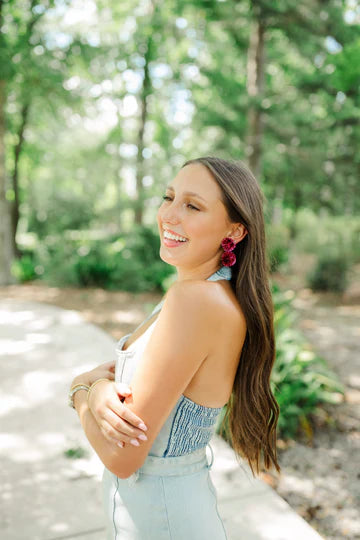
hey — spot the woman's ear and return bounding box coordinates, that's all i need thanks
[232,224,248,244]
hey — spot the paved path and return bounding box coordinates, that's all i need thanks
[0,299,323,539]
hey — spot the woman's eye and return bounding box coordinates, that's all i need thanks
[161,195,199,211]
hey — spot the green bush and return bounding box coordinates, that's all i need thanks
[28,191,93,236]
[215,284,344,442]
[11,251,37,282]
[108,224,173,291]
[266,223,290,273]
[21,225,174,292]
[307,250,350,293]
[292,210,360,263]
[271,286,344,439]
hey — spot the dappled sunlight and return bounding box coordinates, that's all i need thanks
[26,332,52,344]
[48,522,70,535]
[22,370,65,402]
[0,394,28,416]
[0,300,115,537]
[63,452,104,481]
[279,473,315,499]
[315,325,336,338]
[0,433,27,453]
[337,305,360,316]
[0,308,34,325]
[347,377,360,391]
[0,370,69,416]
[113,309,141,324]
[0,338,36,355]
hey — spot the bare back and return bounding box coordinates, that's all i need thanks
[182,280,246,408]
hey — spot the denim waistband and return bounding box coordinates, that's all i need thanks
[126,443,214,486]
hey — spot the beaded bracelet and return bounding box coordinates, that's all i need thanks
[68,383,90,409]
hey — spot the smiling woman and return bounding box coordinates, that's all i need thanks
[70,156,280,539]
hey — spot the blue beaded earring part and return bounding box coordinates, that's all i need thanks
[215,265,232,280]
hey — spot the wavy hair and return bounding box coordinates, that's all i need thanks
[182,156,280,474]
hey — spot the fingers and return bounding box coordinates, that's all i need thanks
[88,380,149,450]
[110,394,147,432]
[107,370,115,380]
[99,360,116,370]
[102,409,148,444]
[99,420,127,448]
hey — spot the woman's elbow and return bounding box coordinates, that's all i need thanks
[103,452,137,479]
[99,449,129,479]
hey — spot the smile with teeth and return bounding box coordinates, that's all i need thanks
[163,230,188,242]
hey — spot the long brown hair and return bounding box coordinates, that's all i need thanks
[182,156,280,474]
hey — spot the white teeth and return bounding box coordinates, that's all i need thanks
[163,230,187,242]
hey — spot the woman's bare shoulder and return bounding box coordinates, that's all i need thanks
[164,278,245,338]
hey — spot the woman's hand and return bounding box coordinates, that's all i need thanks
[87,379,148,448]
[72,360,116,387]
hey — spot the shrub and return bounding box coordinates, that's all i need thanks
[11,252,37,282]
[266,223,290,273]
[307,250,350,293]
[28,192,93,236]
[216,284,344,443]
[108,224,173,292]
[22,226,174,292]
[292,210,360,263]
[271,286,344,439]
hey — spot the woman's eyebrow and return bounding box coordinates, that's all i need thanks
[165,185,207,203]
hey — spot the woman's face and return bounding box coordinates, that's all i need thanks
[156,163,246,279]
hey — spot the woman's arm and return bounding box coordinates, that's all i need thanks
[73,381,128,475]
[75,280,220,479]
[71,360,115,387]
[71,363,148,448]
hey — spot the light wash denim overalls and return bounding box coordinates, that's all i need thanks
[102,266,232,539]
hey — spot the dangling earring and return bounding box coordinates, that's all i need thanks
[221,237,237,267]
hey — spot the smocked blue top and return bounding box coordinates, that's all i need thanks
[115,265,232,459]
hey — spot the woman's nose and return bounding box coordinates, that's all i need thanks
[161,203,181,224]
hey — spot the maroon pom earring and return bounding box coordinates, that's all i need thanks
[221,237,237,267]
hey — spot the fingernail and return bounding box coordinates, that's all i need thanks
[138,433,147,441]
[130,439,140,446]
[138,422,147,431]
[117,442,124,448]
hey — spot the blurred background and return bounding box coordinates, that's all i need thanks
[0,1,359,538]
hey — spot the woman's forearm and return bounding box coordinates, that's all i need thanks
[73,389,127,478]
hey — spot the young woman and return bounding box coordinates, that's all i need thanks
[69,156,280,539]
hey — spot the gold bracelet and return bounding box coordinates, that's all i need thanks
[87,378,111,409]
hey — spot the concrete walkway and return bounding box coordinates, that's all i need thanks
[0,299,324,540]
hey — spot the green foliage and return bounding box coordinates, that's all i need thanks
[290,210,360,263]
[11,252,37,282]
[64,446,87,460]
[20,225,174,292]
[307,250,350,293]
[27,192,94,236]
[271,286,344,439]
[266,223,290,272]
[216,285,344,443]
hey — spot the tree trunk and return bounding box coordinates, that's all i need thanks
[134,38,152,226]
[246,16,266,180]
[0,79,15,285]
[11,102,29,258]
